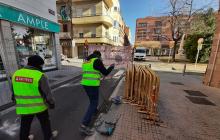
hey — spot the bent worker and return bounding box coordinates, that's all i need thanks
[12,55,58,140]
[80,50,115,135]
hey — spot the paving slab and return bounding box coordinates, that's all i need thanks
[85,71,220,140]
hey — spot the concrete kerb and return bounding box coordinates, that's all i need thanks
[85,76,125,140]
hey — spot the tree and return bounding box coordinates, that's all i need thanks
[184,8,216,62]
[167,0,211,61]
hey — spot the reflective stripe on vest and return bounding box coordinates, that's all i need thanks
[12,69,47,115]
[81,58,101,86]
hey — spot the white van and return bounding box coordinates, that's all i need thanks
[134,47,146,60]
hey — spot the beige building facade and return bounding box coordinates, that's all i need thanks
[56,0,128,58]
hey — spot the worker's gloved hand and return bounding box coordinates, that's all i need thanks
[46,99,55,109]
[11,96,15,103]
[110,64,115,69]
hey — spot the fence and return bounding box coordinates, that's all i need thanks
[124,64,160,122]
[87,45,133,69]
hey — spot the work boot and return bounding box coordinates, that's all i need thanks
[28,130,58,140]
[80,124,95,136]
[28,134,34,140]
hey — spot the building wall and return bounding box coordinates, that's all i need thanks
[203,13,220,88]
[0,0,58,22]
[108,0,125,46]
[73,24,107,38]
[135,17,172,42]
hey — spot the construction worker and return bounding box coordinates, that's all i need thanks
[80,50,115,135]
[12,55,58,140]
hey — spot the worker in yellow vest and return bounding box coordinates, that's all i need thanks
[80,51,115,135]
[12,55,58,140]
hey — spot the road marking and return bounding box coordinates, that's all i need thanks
[0,119,20,136]
[52,77,81,92]
[112,70,124,79]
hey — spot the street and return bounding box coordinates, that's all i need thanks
[0,70,121,140]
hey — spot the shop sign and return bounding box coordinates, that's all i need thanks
[0,4,60,32]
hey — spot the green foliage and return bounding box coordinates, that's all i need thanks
[184,34,213,63]
[184,8,216,63]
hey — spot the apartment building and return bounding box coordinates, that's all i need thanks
[56,0,128,58]
[135,16,172,55]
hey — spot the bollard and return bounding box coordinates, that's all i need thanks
[183,64,186,76]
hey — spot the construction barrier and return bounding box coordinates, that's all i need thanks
[87,45,132,69]
[124,64,160,122]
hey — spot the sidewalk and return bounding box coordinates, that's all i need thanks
[135,61,207,74]
[62,57,208,74]
[86,71,220,140]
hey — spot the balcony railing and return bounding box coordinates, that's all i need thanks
[59,32,71,39]
[72,13,113,27]
[73,34,114,45]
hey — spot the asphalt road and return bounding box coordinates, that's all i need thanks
[0,70,121,140]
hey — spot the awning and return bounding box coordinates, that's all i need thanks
[134,41,161,49]
[135,41,175,49]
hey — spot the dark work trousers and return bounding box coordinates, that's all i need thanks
[82,86,99,126]
[20,110,52,140]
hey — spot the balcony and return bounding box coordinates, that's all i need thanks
[104,0,113,8]
[72,14,113,27]
[74,35,114,45]
[59,32,71,39]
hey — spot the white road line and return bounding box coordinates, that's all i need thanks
[112,70,125,79]
[0,119,20,137]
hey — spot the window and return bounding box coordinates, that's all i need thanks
[91,34,96,38]
[91,6,96,16]
[63,24,68,32]
[76,8,82,17]
[114,7,118,11]
[79,33,84,38]
[155,28,162,34]
[12,24,56,69]
[155,21,162,27]
[114,20,117,27]
[138,23,147,27]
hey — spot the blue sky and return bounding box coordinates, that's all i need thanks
[120,0,219,44]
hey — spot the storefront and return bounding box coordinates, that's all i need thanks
[0,2,60,108]
[0,3,60,72]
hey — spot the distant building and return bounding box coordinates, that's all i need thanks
[56,0,129,58]
[124,26,131,46]
[135,16,173,55]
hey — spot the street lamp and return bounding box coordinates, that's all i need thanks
[195,38,204,68]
